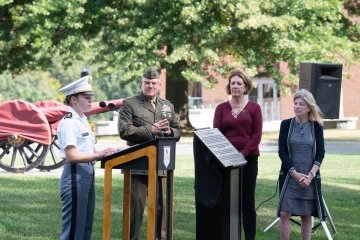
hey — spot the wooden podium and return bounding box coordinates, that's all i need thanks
[100,137,177,240]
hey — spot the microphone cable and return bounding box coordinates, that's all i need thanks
[99,101,154,141]
[255,178,279,211]
[107,102,165,138]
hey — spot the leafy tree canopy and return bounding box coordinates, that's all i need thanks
[0,0,359,105]
[0,71,61,102]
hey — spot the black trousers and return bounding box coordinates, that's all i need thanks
[242,156,258,240]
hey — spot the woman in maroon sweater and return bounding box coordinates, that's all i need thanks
[213,69,263,240]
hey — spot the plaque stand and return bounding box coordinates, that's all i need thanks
[193,128,247,240]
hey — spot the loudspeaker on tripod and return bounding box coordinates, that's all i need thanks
[299,62,342,119]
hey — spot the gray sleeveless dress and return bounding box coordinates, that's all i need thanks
[280,121,316,215]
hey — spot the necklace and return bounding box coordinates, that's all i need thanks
[230,99,247,118]
[231,109,242,118]
[296,121,308,136]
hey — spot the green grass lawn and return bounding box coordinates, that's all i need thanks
[0,153,359,239]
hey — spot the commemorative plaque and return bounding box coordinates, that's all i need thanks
[194,128,247,168]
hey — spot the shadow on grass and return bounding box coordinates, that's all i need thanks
[255,179,360,240]
[0,173,359,240]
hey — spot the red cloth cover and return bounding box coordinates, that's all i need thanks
[0,99,123,144]
[0,100,52,145]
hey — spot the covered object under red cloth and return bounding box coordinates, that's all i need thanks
[35,99,123,135]
[36,99,123,122]
[0,99,123,145]
[35,99,123,121]
[0,100,51,145]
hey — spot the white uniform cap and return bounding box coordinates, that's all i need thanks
[59,76,94,96]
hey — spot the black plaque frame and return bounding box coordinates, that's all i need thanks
[194,128,246,240]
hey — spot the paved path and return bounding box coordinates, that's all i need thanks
[1,139,358,176]
[94,138,360,155]
[175,139,360,155]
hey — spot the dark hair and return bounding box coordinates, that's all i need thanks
[225,69,253,95]
[63,93,81,106]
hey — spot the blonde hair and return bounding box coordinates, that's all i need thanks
[226,69,253,95]
[294,89,324,126]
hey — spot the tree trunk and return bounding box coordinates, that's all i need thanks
[165,74,194,132]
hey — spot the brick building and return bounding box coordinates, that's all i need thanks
[187,62,360,130]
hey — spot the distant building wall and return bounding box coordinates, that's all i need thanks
[279,62,360,128]
[342,64,360,127]
[160,68,167,99]
[202,78,229,109]
[188,61,359,129]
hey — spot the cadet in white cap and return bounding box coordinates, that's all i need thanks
[57,76,115,240]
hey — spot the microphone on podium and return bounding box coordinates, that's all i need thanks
[99,101,153,140]
[107,102,165,138]
[99,101,165,140]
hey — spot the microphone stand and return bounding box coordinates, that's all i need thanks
[99,101,154,141]
[115,104,165,138]
[106,102,165,138]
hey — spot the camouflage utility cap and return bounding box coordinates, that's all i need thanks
[143,68,160,79]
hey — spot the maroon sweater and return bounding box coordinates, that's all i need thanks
[213,101,263,158]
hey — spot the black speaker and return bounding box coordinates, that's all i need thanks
[299,62,342,119]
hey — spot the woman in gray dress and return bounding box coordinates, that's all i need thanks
[277,89,326,240]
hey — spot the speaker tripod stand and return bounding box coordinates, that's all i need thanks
[264,197,337,240]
